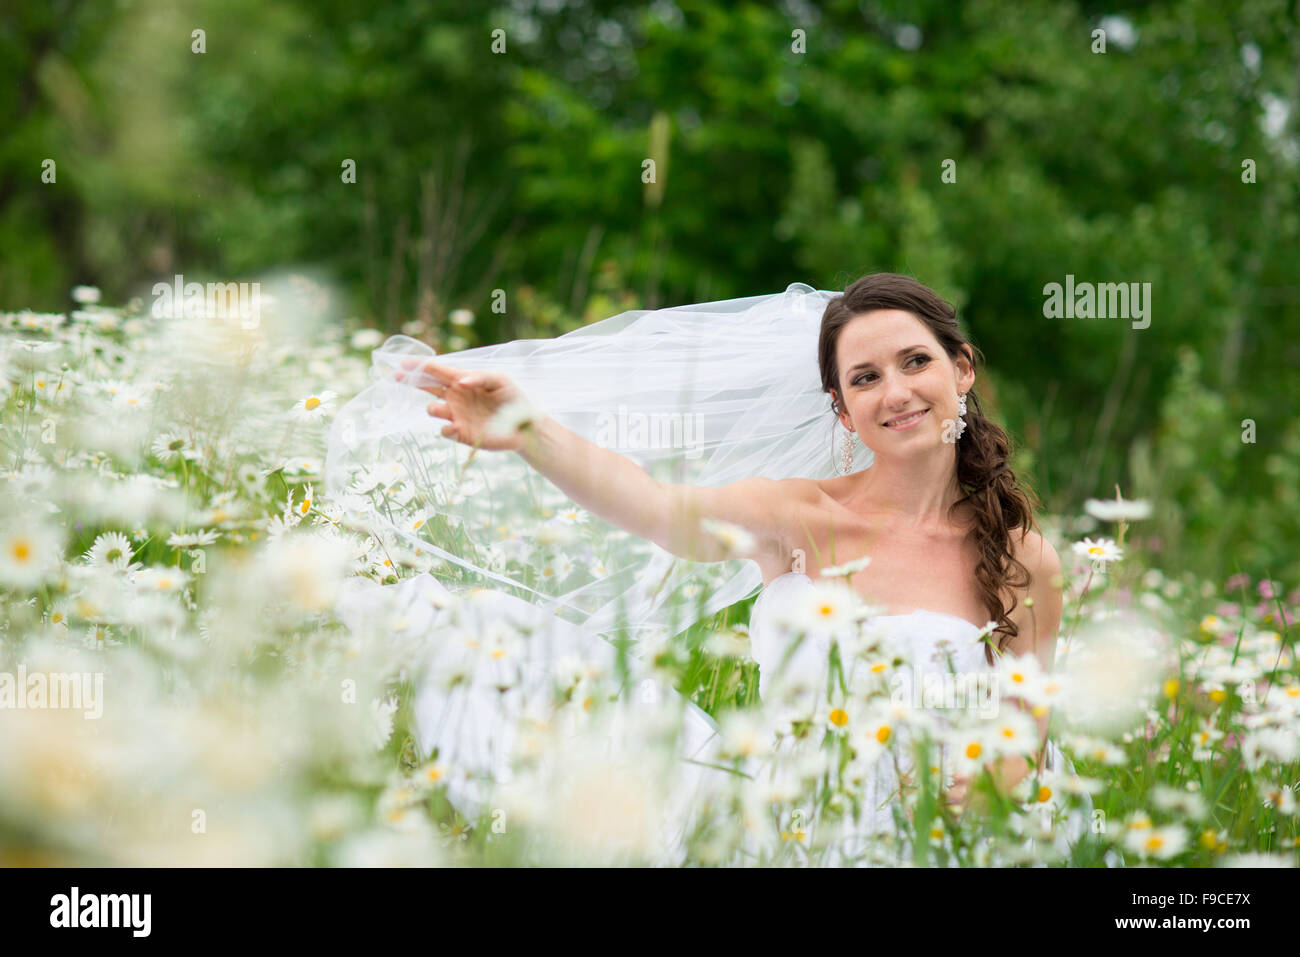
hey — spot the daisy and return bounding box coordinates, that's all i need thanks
[83,531,135,571]
[166,529,221,548]
[71,285,101,304]
[289,389,338,423]
[1191,716,1225,752]
[0,519,63,588]
[856,714,898,762]
[1259,783,1296,815]
[236,463,263,492]
[1123,824,1187,860]
[946,725,992,775]
[717,711,774,760]
[485,398,543,440]
[1083,498,1152,522]
[132,565,191,593]
[776,579,860,637]
[350,328,384,350]
[282,457,322,478]
[984,708,1040,759]
[554,505,588,526]
[151,432,199,464]
[699,519,756,559]
[294,483,316,519]
[820,555,872,578]
[1071,537,1123,566]
[815,699,854,735]
[1151,784,1207,819]
[705,627,750,659]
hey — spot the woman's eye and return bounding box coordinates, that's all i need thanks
[853,355,929,385]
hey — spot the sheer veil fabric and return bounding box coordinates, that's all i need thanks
[325,282,867,645]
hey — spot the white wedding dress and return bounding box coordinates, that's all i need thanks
[335,566,1092,866]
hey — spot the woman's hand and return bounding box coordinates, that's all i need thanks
[942,774,972,816]
[396,358,533,452]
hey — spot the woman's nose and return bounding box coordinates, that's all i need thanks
[882,375,913,406]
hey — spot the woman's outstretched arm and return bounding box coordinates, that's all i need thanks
[399,358,800,570]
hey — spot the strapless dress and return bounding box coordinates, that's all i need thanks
[335,569,1093,865]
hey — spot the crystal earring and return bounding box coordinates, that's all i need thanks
[839,428,856,474]
[955,392,968,440]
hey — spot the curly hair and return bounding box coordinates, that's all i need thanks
[817,272,1041,665]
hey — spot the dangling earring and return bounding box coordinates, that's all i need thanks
[839,427,856,474]
[955,392,968,440]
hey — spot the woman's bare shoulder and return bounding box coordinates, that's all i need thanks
[772,476,831,504]
[1009,526,1063,590]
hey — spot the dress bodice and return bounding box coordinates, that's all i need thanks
[748,571,995,702]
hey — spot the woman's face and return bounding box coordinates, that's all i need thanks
[831,309,974,450]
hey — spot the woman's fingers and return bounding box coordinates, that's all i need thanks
[427,401,451,420]
[396,358,474,392]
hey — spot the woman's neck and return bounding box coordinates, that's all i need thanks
[848,451,968,532]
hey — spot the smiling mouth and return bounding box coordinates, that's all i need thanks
[883,409,929,428]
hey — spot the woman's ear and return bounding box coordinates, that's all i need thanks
[959,345,976,393]
[831,388,853,432]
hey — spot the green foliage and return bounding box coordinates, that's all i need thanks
[2,0,1298,585]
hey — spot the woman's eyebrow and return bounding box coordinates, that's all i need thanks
[847,346,928,375]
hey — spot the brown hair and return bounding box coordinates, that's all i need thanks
[817,272,1040,665]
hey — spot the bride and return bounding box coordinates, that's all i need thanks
[327,272,1088,865]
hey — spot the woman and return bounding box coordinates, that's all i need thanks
[328,273,1083,863]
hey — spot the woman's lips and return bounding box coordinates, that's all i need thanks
[884,408,928,430]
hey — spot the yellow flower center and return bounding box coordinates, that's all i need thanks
[1144,835,1165,851]
[1209,689,1227,703]
[829,708,848,727]
[1163,678,1179,698]
[875,725,891,744]
[1037,785,1052,802]
[304,397,321,410]
[818,603,835,617]
[11,540,32,562]
[1088,546,1105,556]
[965,742,982,760]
